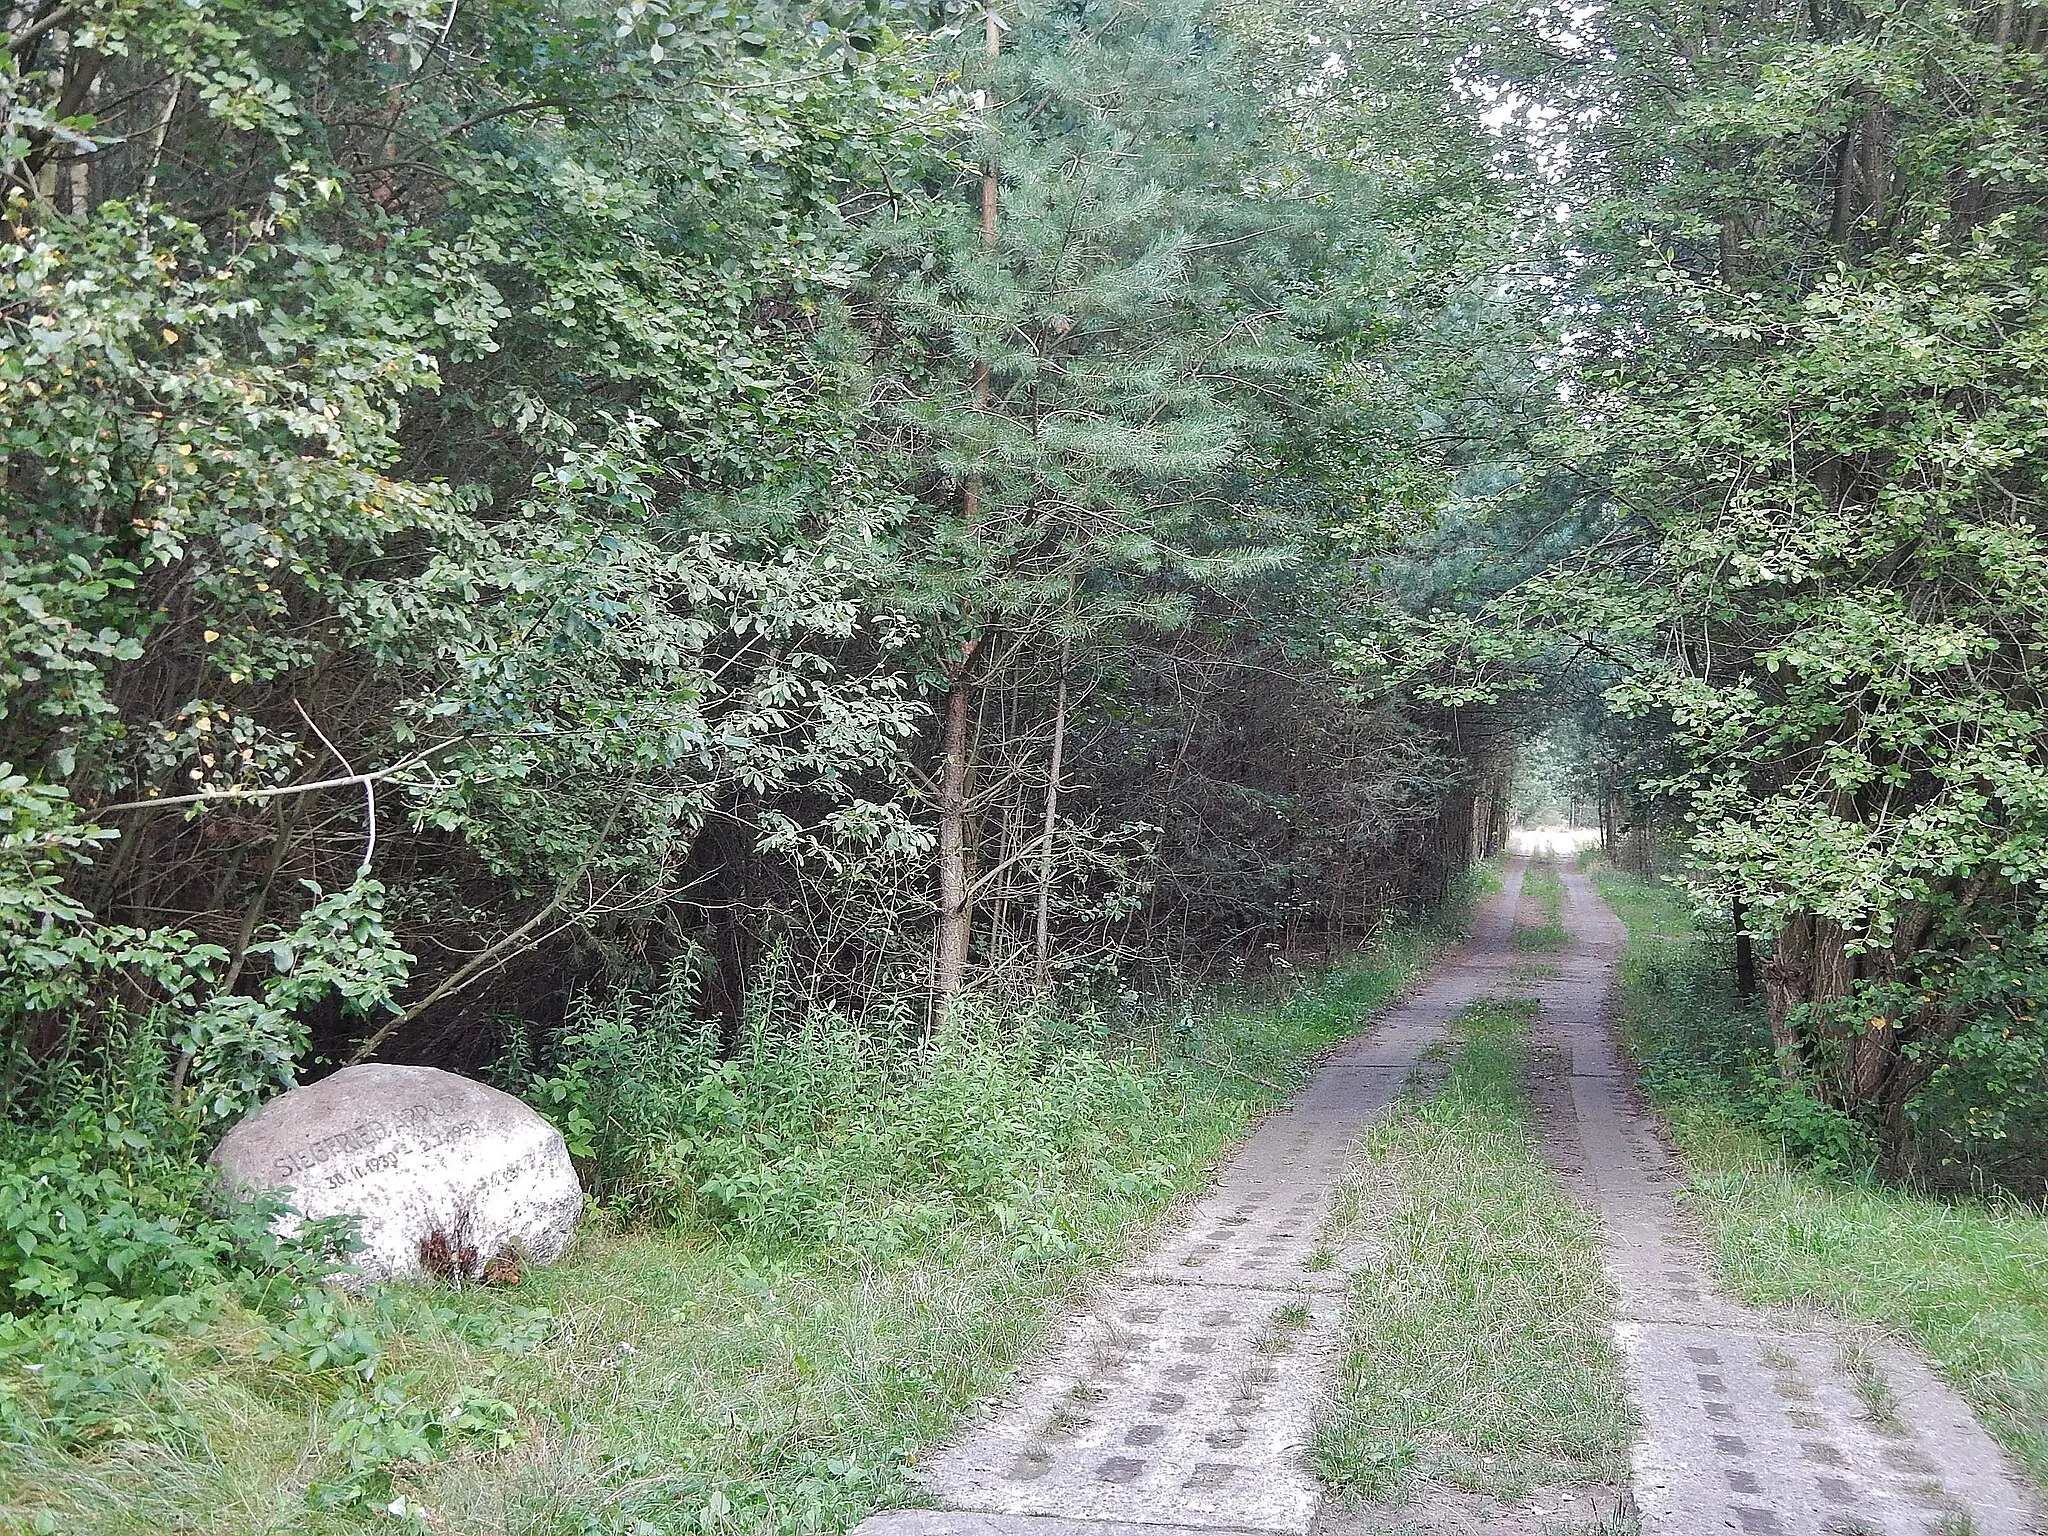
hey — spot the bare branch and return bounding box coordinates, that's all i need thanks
[88,744,451,817]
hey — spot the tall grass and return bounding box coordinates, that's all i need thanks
[1,930,1443,1536]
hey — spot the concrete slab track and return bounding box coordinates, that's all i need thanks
[855,861,2039,1536]
[1528,864,2035,1536]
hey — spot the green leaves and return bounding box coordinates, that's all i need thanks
[0,0,947,1078]
[307,1375,522,1511]
[862,0,1377,657]
[1392,0,2048,1134]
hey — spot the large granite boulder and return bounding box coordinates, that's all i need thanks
[212,1064,582,1285]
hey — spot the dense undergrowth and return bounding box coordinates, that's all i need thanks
[0,923,1441,1535]
[1597,866,2048,1486]
[1313,996,1631,1507]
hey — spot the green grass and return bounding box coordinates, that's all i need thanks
[1512,862,1569,952]
[1470,859,1507,902]
[1595,866,2048,1486]
[0,937,1441,1536]
[1312,998,1633,1506]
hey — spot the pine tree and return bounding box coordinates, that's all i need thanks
[859,0,1369,999]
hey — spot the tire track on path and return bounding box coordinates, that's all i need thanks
[854,864,1535,1536]
[1532,862,2037,1536]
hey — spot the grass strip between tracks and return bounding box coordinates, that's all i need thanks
[1313,996,1634,1510]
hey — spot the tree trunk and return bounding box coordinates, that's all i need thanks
[1033,644,1070,989]
[1762,910,1814,1076]
[935,670,975,1003]
[1733,896,1757,998]
[1829,121,1859,244]
[933,5,1002,1009]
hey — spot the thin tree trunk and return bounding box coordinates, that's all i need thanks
[1762,910,1814,1077]
[980,9,1000,235]
[1033,640,1071,989]
[1733,895,1757,999]
[1859,104,1888,230]
[1829,119,1859,245]
[933,8,1002,1009]
[935,667,975,1002]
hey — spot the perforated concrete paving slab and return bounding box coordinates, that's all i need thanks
[910,1284,1345,1532]
[859,860,2039,1536]
[852,868,1534,1536]
[1535,863,2038,1536]
[852,1516,1287,1536]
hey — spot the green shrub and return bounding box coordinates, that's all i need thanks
[650,1009,1172,1258]
[0,1019,355,1454]
[513,977,720,1196]
[307,1375,522,1512]
[511,995,1184,1260]
[0,1293,207,1446]
[1748,1070,1878,1176]
[0,1028,350,1318]
[498,943,1434,1262]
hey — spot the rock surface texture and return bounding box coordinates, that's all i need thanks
[211,1063,582,1285]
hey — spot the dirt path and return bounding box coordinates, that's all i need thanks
[853,867,1534,1536]
[1530,863,2035,1536]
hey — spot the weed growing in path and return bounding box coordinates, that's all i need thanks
[1512,863,1569,952]
[1312,998,1633,1506]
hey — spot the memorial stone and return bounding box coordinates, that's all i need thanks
[212,1063,582,1285]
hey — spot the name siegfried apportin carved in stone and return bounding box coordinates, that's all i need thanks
[266,1093,470,1183]
[211,1064,582,1286]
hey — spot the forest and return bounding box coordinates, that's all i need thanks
[4,0,2048,1528]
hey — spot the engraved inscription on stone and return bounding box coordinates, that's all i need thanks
[212,1064,582,1284]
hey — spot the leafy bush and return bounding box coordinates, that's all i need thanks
[0,1148,280,1312]
[1601,879,1882,1175]
[0,1293,207,1446]
[0,1025,349,1318]
[511,976,714,1191]
[0,1018,357,1455]
[492,938,1421,1265]
[657,1010,1175,1259]
[308,1376,522,1512]
[1748,1070,1877,1177]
